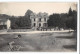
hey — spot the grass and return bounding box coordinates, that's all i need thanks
[56,32,77,39]
[63,45,77,50]
[56,36,75,39]
[0,31,77,52]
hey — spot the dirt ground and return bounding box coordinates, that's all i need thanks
[0,31,77,52]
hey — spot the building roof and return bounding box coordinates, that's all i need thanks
[30,12,48,19]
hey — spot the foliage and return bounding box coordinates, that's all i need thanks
[66,10,77,30]
[0,8,77,30]
[47,14,60,27]
[10,9,33,29]
[47,8,77,30]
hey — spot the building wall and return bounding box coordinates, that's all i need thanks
[30,12,48,29]
[6,19,11,29]
[0,19,11,29]
[0,21,7,25]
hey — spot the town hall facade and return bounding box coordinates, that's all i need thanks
[30,12,49,29]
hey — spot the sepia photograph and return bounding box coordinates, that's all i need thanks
[0,2,77,52]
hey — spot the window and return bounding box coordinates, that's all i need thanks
[43,23,47,27]
[39,18,41,22]
[39,23,41,27]
[33,23,36,27]
[34,18,35,21]
[44,18,46,21]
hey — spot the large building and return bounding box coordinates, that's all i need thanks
[30,12,49,29]
[0,19,11,30]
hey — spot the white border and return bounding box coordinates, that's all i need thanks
[0,0,79,54]
[0,0,78,2]
[77,0,79,54]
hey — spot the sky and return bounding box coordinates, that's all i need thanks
[0,2,77,16]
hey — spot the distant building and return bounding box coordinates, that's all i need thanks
[0,19,11,30]
[30,12,49,29]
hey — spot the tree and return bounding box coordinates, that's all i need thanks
[10,9,33,29]
[47,8,77,30]
[47,14,60,27]
[18,16,31,28]
[68,7,73,16]
[66,10,77,30]
[71,10,77,30]
[59,13,68,28]
[66,17,73,29]
[25,9,33,18]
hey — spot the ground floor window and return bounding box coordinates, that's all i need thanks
[43,23,47,27]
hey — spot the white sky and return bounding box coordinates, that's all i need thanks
[0,2,77,16]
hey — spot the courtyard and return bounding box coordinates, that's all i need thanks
[0,30,77,52]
